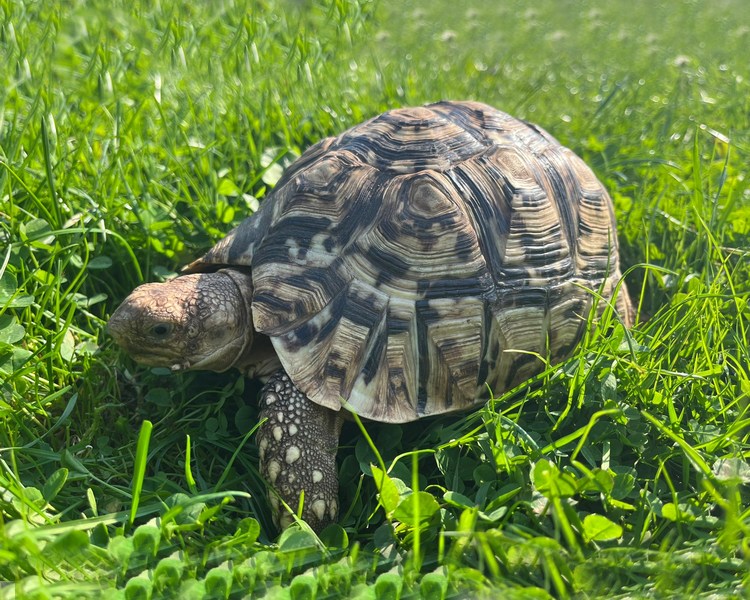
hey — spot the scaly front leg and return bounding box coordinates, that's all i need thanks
[256,371,344,532]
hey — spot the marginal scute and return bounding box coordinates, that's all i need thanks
[421,297,485,413]
[490,296,548,390]
[182,136,337,273]
[547,283,592,363]
[187,100,630,423]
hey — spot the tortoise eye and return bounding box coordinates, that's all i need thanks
[150,323,173,338]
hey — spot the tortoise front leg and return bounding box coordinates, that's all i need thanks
[257,371,344,532]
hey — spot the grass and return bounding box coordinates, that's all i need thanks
[1,0,749,597]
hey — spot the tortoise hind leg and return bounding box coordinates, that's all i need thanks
[257,371,344,532]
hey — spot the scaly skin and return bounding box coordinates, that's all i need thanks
[257,371,344,531]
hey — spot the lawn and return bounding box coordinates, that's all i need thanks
[1,0,749,597]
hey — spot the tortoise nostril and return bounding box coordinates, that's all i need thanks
[106,312,125,339]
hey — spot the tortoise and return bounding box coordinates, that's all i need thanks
[107,100,633,532]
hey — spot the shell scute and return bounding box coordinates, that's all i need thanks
[335,106,487,173]
[352,171,490,300]
[420,296,485,413]
[251,259,351,335]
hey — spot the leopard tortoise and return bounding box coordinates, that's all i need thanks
[108,100,633,532]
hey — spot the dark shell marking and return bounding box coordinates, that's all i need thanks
[185,101,631,423]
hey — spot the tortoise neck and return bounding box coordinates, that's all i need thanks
[219,268,282,379]
[233,333,282,380]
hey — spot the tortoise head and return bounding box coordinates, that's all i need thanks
[107,270,256,373]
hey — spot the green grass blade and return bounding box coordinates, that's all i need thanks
[129,420,153,527]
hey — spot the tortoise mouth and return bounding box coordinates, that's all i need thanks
[113,344,185,370]
[113,330,249,373]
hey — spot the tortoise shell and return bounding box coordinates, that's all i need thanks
[184,101,630,423]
